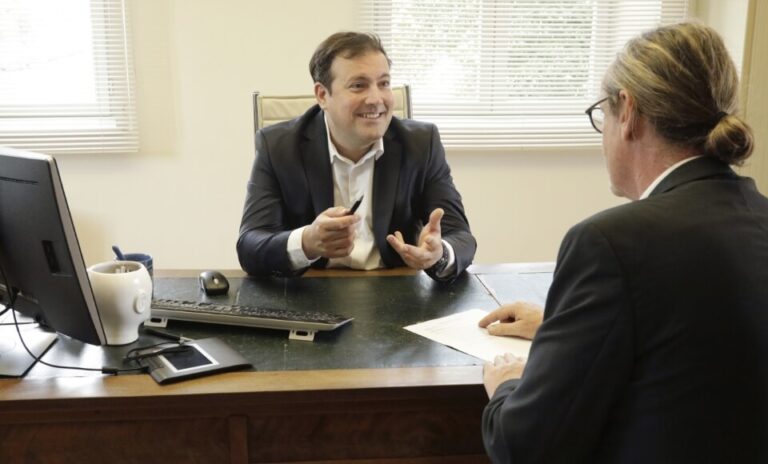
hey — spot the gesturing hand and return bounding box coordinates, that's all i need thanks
[478,301,544,340]
[302,206,361,260]
[386,208,444,270]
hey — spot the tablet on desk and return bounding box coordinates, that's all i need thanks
[139,337,251,384]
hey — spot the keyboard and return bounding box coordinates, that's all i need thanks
[150,298,353,335]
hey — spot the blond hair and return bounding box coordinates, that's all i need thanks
[603,22,753,165]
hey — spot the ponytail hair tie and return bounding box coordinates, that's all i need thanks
[713,111,728,125]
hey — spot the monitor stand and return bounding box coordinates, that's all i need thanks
[0,314,57,377]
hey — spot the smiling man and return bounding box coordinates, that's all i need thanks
[237,32,476,280]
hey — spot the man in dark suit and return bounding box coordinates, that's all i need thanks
[479,23,768,463]
[237,32,475,281]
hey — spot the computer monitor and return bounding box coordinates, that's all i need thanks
[0,146,107,376]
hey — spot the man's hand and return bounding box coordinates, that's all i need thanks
[302,206,360,260]
[483,353,526,398]
[478,301,544,340]
[386,208,444,270]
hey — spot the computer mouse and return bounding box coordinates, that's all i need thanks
[199,270,229,296]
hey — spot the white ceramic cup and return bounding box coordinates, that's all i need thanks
[87,261,153,345]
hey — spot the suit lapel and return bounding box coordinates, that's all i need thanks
[650,156,737,197]
[301,109,334,216]
[373,129,402,257]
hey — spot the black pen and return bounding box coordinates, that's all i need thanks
[347,195,364,215]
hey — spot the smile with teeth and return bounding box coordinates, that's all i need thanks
[359,111,385,119]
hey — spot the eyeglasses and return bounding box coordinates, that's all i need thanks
[585,97,609,133]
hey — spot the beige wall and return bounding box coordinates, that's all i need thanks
[739,0,768,191]
[57,0,758,270]
[60,0,362,269]
[691,0,766,189]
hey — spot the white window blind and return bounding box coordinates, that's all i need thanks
[0,0,137,154]
[361,0,689,148]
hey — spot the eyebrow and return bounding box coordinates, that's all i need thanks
[346,73,391,83]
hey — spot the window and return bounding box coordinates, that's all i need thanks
[362,0,689,148]
[0,0,137,154]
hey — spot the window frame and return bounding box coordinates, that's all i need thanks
[0,0,138,154]
[361,0,689,149]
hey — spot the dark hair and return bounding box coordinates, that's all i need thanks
[603,22,753,165]
[309,32,391,93]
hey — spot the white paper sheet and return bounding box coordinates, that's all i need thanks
[405,309,532,362]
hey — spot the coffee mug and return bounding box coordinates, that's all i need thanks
[87,261,153,345]
[122,252,153,278]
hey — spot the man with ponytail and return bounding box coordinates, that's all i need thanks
[480,22,768,463]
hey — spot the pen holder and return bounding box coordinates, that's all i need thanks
[88,261,153,345]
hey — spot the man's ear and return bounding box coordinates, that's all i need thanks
[314,82,329,109]
[618,90,639,141]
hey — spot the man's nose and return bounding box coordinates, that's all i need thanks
[364,87,385,105]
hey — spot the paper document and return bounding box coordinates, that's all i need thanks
[405,309,532,362]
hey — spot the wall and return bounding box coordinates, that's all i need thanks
[739,0,768,192]
[57,0,755,270]
[690,0,766,191]
[60,0,363,269]
[691,0,748,73]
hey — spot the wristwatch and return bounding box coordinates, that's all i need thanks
[426,243,450,277]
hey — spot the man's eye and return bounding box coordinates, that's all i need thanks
[380,81,391,88]
[350,82,366,90]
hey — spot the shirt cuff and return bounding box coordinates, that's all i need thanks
[435,239,457,278]
[287,226,320,270]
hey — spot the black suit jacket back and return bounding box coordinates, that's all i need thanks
[483,157,768,463]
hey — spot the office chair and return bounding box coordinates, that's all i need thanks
[252,84,412,132]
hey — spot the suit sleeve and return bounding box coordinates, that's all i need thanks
[236,131,306,277]
[421,125,477,281]
[482,221,634,463]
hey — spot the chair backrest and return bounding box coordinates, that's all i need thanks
[252,84,411,132]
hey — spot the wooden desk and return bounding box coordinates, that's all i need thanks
[0,264,553,463]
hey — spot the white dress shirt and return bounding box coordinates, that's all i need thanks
[324,117,384,270]
[286,113,455,275]
[639,156,702,200]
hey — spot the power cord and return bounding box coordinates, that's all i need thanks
[124,342,192,365]
[10,309,148,375]
[1,266,146,376]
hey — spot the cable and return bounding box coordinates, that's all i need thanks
[125,344,192,363]
[123,341,196,374]
[0,265,10,318]
[10,309,147,375]
[1,266,146,375]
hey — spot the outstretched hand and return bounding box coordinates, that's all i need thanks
[386,208,444,270]
[302,206,360,260]
[478,301,544,340]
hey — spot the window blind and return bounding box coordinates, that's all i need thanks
[0,0,137,154]
[361,0,689,148]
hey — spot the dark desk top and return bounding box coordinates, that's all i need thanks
[22,264,555,381]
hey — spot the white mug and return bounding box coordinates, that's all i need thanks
[87,261,153,345]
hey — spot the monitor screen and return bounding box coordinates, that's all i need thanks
[0,147,107,367]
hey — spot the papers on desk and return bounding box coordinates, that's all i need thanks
[404,309,532,362]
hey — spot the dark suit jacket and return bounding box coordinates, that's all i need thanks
[237,105,476,281]
[483,156,768,463]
